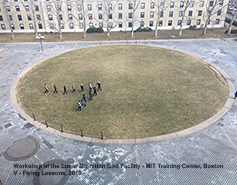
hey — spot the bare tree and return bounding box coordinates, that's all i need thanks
[75,0,87,39]
[1,0,14,39]
[128,0,141,37]
[202,0,228,35]
[178,0,192,36]
[153,0,169,37]
[227,0,237,35]
[51,0,63,39]
[94,0,119,38]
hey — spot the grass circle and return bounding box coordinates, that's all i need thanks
[17,45,228,139]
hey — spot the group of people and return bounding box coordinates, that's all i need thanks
[44,82,102,112]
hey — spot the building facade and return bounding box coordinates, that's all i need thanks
[0,0,228,33]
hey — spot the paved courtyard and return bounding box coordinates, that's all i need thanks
[0,39,237,185]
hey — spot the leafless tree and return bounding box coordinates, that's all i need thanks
[128,0,141,37]
[227,0,237,35]
[202,0,228,35]
[51,0,63,39]
[153,0,169,37]
[1,0,15,39]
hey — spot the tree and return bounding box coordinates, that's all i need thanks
[1,0,15,39]
[227,0,237,35]
[178,0,192,36]
[153,0,169,37]
[51,0,63,39]
[74,0,87,39]
[95,0,119,38]
[128,0,141,37]
[202,0,228,35]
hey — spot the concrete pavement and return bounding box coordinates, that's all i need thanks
[0,39,237,184]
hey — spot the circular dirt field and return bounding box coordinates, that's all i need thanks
[17,45,228,139]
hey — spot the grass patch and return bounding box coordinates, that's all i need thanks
[17,45,228,139]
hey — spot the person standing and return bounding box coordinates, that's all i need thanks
[72,84,76,93]
[81,98,86,107]
[63,86,68,95]
[77,100,82,111]
[88,82,92,92]
[83,94,87,103]
[97,81,102,91]
[53,84,58,94]
[234,91,237,99]
[89,92,93,100]
[81,84,84,92]
[44,84,49,94]
[93,87,97,96]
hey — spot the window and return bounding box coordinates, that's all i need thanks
[9,15,12,21]
[118,3,122,10]
[89,23,93,28]
[179,11,183,17]
[59,14,63,20]
[140,21,144,27]
[217,9,221,16]
[109,22,113,28]
[170,2,174,8]
[209,1,214,6]
[129,13,132,19]
[200,1,204,7]
[48,14,53,20]
[197,19,201,25]
[160,2,164,8]
[67,5,71,11]
[150,12,154,18]
[68,14,73,20]
[1,24,6,30]
[20,24,24,29]
[216,19,220,24]
[187,20,191,25]
[119,22,122,28]
[29,23,33,29]
[6,6,10,12]
[15,6,20,12]
[109,13,112,19]
[69,23,74,29]
[99,13,102,19]
[149,21,153,26]
[18,15,22,21]
[38,23,42,29]
[159,21,163,26]
[141,3,145,9]
[98,4,102,10]
[50,24,54,29]
[25,5,29,11]
[99,22,103,27]
[27,14,31,20]
[160,11,163,17]
[88,4,92,11]
[0,16,3,21]
[79,23,83,28]
[198,10,202,16]
[128,22,132,27]
[169,11,173,17]
[190,1,194,7]
[36,14,41,20]
[141,12,144,18]
[109,4,112,10]
[35,5,39,11]
[129,3,133,9]
[14,0,18,2]
[78,5,81,11]
[219,1,223,6]
[11,24,14,29]
[208,19,210,25]
[88,14,92,20]
[60,23,64,29]
[47,5,51,11]
[188,11,192,16]
[168,20,172,26]
[180,1,184,7]
[118,13,122,19]
[79,14,82,20]
[178,20,182,25]
[150,2,155,9]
